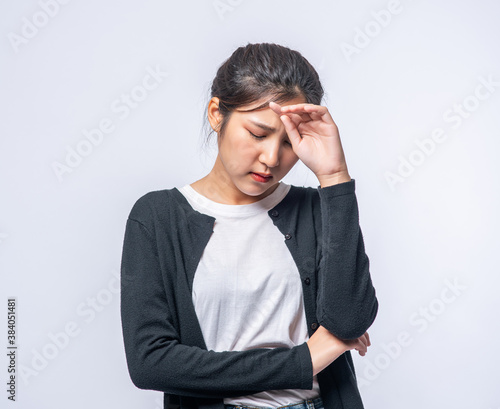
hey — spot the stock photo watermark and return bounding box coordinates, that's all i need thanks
[17,268,130,385]
[50,64,168,183]
[7,0,72,54]
[6,298,18,401]
[384,74,499,191]
[212,0,244,21]
[340,0,403,63]
[356,276,467,388]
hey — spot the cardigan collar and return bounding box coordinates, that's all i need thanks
[169,184,303,225]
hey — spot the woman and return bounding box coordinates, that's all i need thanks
[120,42,379,409]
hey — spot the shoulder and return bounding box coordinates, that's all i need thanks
[279,185,322,228]
[282,185,322,239]
[127,188,178,224]
[287,183,319,196]
[287,184,321,209]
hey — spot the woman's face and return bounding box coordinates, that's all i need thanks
[208,95,306,204]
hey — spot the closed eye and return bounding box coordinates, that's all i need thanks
[249,131,292,146]
[249,131,266,139]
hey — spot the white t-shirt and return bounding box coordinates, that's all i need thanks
[178,181,321,406]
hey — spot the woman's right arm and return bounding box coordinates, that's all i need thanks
[120,216,313,399]
[306,325,370,376]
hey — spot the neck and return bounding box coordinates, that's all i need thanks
[195,156,279,205]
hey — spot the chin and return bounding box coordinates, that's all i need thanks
[237,175,280,196]
[238,183,269,197]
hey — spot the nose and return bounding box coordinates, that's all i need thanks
[259,139,280,168]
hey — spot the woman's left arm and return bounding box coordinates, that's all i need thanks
[315,178,379,340]
[271,101,379,340]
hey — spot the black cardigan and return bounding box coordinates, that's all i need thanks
[120,178,379,409]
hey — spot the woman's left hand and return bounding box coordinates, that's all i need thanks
[269,101,350,184]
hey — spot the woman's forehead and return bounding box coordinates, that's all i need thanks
[235,95,307,112]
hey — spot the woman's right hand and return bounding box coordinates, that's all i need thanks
[306,325,371,376]
[338,331,371,357]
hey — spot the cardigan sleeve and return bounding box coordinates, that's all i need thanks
[315,178,379,340]
[120,215,314,399]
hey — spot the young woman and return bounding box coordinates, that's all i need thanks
[120,42,379,409]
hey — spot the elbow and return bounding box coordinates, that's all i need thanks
[125,350,180,394]
[127,361,154,391]
[319,296,379,340]
[125,350,168,392]
[128,363,173,392]
[122,340,153,390]
[122,332,182,393]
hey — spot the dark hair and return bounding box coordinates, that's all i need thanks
[202,42,325,149]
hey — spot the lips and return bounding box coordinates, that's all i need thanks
[253,172,272,178]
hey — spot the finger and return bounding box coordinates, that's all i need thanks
[280,115,302,147]
[281,103,325,115]
[271,101,311,126]
[268,101,283,116]
[359,333,370,348]
[357,339,368,355]
[355,344,367,356]
[356,335,368,352]
[280,105,314,123]
[302,105,336,125]
[282,104,336,125]
[358,335,367,349]
[282,111,312,127]
[280,103,316,111]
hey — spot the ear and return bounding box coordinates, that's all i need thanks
[207,97,222,133]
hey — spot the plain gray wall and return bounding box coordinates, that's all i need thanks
[1,0,499,408]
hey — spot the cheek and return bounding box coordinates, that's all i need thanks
[223,131,252,153]
[232,139,257,162]
[220,137,255,171]
[283,150,299,165]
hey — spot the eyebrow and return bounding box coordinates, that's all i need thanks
[248,120,277,133]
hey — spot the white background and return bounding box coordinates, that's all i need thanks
[1,0,499,408]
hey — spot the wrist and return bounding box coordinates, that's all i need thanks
[317,171,352,188]
[307,325,348,376]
